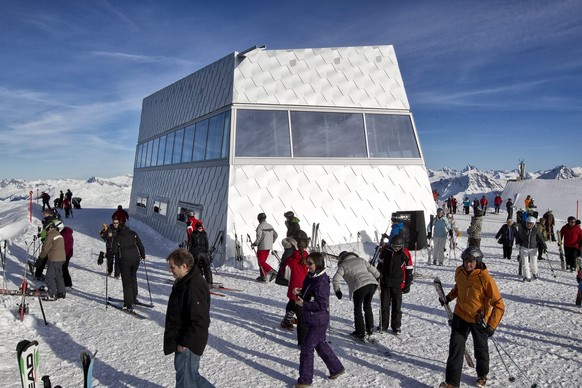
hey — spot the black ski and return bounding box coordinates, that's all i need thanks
[17,339,39,387]
[433,277,475,368]
[211,284,241,292]
[0,287,47,296]
[106,301,146,319]
[81,350,97,388]
[576,258,582,306]
[107,297,153,308]
[557,231,565,270]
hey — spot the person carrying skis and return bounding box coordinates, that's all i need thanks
[116,223,145,310]
[559,216,582,272]
[294,252,344,387]
[39,221,67,301]
[164,248,213,388]
[467,209,483,248]
[332,251,380,340]
[495,219,518,260]
[377,235,413,334]
[188,222,212,285]
[428,208,453,265]
[438,247,505,388]
[99,219,120,277]
[280,238,309,340]
[516,216,547,281]
[33,211,59,279]
[251,213,278,282]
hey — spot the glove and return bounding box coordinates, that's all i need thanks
[97,251,104,265]
[427,232,432,239]
[448,230,453,238]
[485,325,495,337]
[439,295,450,306]
[335,290,343,300]
[402,285,410,294]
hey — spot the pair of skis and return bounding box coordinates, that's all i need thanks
[16,340,95,388]
[311,223,320,252]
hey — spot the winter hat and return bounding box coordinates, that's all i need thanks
[567,216,576,222]
[526,216,537,224]
[284,211,295,218]
[257,213,267,221]
[195,222,204,229]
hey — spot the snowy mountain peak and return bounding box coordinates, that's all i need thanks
[537,165,581,180]
[461,164,479,173]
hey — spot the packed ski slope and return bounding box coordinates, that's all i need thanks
[0,190,581,387]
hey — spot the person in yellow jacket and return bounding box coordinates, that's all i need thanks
[439,247,505,388]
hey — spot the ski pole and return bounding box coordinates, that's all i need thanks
[491,336,538,388]
[545,251,556,278]
[105,269,109,309]
[490,333,515,383]
[141,258,154,307]
[36,290,48,326]
[1,240,7,289]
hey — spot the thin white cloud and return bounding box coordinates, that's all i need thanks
[91,51,199,67]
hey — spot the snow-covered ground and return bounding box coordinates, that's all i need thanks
[0,180,581,387]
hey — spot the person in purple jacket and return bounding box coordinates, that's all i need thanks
[293,252,345,387]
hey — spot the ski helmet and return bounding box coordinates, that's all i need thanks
[461,246,483,262]
[390,235,405,250]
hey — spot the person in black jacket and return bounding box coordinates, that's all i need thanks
[99,219,120,277]
[495,219,518,260]
[377,235,413,334]
[188,222,212,285]
[116,224,145,310]
[164,248,213,388]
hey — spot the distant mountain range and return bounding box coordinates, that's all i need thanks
[428,165,582,200]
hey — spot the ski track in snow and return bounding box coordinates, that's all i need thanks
[1,197,581,387]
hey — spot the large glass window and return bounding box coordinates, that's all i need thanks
[135,144,142,168]
[157,135,166,166]
[136,195,148,211]
[366,114,420,158]
[221,111,231,159]
[176,202,203,224]
[235,110,291,157]
[193,120,208,161]
[173,128,184,163]
[291,111,366,157]
[150,138,159,166]
[164,132,174,165]
[182,125,195,163]
[153,199,169,216]
[206,114,224,160]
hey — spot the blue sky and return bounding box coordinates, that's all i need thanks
[1,0,581,179]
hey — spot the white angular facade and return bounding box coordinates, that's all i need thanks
[129,46,435,262]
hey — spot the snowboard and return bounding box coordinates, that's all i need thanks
[433,277,475,368]
[17,339,39,388]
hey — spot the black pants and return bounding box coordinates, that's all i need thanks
[380,285,402,331]
[464,206,469,215]
[119,258,140,308]
[106,252,120,277]
[291,301,307,346]
[353,283,377,336]
[197,253,213,285]
[502,245,513,259]
[564,247,578,270]
[34,257,48,279]
[445,314,490,386]
[62,255,73,287]
[507,209,513,220]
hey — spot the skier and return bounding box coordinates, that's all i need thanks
[536,218,550,260]
[111,205,129,225]
[516,216,547,281]
[164,248,213,388]
[250,213,278,282]
[41,192,51,210]
[559,216,582,272]
[332,251,380,340]
[60,224,74,288]
[39,221,67,301]
[472,198,480,215]
[467,209,483,248]
[506,198,514,220]
[479,196,489,216]
[377,235,413,334]
[451,196,458,214]
[493,195,502,214]
[276,211,308,285]
[34,213,61,279]
[495,219,518,260]
[438,247,505,388]
[62,197,72,218]
[462,197,470,215]
[280,237,309,340]
[116,223,145,310]
[294,252,344,387]
[542,209,555,241]
[188,222,212,285]
[99,219,120,278]
[428,208,453,265]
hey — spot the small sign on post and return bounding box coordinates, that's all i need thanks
[29,191,33,223]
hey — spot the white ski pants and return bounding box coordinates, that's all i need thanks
[520,247,538,280]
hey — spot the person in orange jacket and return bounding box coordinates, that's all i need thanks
[438,247,505,388]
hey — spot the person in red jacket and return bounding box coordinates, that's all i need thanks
[281,238,309,345]
[493,195,503,214]
[560,216,582,272]
[480,196,489,216]
[60,226,74,287]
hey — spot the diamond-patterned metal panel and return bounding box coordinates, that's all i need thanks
[233,46,409,109]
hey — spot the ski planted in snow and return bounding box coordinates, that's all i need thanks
[0,287,48,296]
[433,277,475,368]
[557,231,565,270]
[576,258,582,306]
[17,339,39,388]
[106,301,146,319]
[81,350,97,388]
[107,297,153,308]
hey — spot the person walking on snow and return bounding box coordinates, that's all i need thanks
[560,216,582,272]
[480,196,489,216]
[251,213,278,282]
[438,247,505,388]
[377,235,413,334]
[495,219,518,260]
[516,216,547,281]
[116,223,145,310]
[462,197,471,215]
[188,222,212,285]
[428,208,453,265]
[542,209,555,241]
[332,251,380,340]
[60,225,74,288]
[506,198,514,220]
[280,238,309,342]
[493,195,502,214]
[467,209,484,248]
[39,221,67,301]
[294,252,344,387]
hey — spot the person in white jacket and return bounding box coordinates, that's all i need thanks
[428,208,453,265]
[332,251,380,340]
